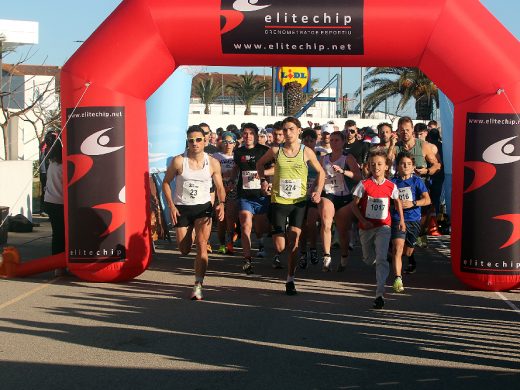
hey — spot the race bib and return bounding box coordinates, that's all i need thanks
[280,178,302,199]
[242,170,260,190]
[324,173,343,195]
[398,187,413,201]
[365,196,389,220]
[182,180,208,203]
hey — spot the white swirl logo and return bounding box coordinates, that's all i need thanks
[482,136,520,164]
[81,127,124,156]
[233,0,270,12]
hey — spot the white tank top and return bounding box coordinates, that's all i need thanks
[322,154,350,196]
[173,152,212,206]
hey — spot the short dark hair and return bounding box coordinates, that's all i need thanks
[282,116,302,129]
[345,119,357,128]
[187,125,205,138]
[428,120,438,127]
[301,129,317,140]
[396,151,415,166]
[368,148,390,166]
[377,122,392,132]
[426,128,442,144]
[397,116,414,128]
[273,121,284,131]
[330,130,346,142]
[242,122,259,134]
[414,122,428,134]
[226,124,239,133]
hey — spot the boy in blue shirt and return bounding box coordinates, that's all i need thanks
[391,151,431,292]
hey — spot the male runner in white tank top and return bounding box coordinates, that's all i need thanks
[163,125,226,300]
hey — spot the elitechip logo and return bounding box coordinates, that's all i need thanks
[233,0,271,12]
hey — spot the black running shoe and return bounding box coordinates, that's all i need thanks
[285,281,297,296]
[404,263,416,274]
[242,260,254,275]
[373,296,385,309]
[272,255,283,269]
[298,252,308,269]
[310,248,319,265]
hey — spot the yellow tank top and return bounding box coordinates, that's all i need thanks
[272,143,308,204]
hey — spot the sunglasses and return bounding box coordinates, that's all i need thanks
[188,137,204,144]
[348,129,357,134]
[222,140,235,145]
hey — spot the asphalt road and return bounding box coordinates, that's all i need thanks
[1,217,519,389]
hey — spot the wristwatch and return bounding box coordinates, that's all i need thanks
[413,200,417,207]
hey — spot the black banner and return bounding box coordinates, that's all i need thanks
[462,113,520,274]
[221,0,364,55]
[66,107,126,263]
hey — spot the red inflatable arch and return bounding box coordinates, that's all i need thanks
[60,0,520,289]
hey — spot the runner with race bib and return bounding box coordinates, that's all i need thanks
[162,125,226,301]
[319,131,361,272]
[351,149,405,309]
[256,117,324,296]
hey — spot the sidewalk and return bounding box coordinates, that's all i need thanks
[1,217,519,389]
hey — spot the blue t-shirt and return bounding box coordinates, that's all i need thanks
[391,175,428,222]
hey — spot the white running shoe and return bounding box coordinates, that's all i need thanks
[322,255,332,272]
[190,284,203,300]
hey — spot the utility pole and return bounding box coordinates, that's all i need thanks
[339,67,343,118]
[271,67,276,116]
[360,67,365,119]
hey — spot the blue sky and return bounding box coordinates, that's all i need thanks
[3,0,519,99]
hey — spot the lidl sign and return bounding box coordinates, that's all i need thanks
[275,67,311,93]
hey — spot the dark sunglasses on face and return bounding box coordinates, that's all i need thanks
[349,129,356,134]
[188,137,204,144]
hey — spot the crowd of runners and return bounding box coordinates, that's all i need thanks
[162,116,445,309]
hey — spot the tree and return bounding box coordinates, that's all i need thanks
[1,45,59,160]
[283,81,305,116]
[193,76,221,114]
[227,71,268,115]
[355,67,439,120]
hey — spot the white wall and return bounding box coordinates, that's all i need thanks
[0,160,33,221]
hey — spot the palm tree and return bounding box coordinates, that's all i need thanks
[194,76,222,114]
[227,71,268,115]
[355,67,439,120]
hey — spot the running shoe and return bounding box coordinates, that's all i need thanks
[322,255,332,272]
[256,247,266,258]
[310,248,319,265]
[373,296,384,309]
[392,276,405,293]
[190,284,203,301]
[298,252,308,269]
[285,281,297,296]
[242,259,254,275]
[226,242,234,254]
[217,244,226,254]
[404,263,416,274]
[337,256,348,272]
[272,255,283,269]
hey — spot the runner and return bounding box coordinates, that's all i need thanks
[351,149,405,309]
[319,131,362,272]
[214,131,239,255]
[298,128,321,268]
[391,151,431,291]
[162,125,226,300]
[233,123,271,274]
[257,117,324,295]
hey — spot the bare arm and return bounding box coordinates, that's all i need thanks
[210,157,226,221]
[305,146,325,203]
[345,154,362,182]
[256,147,277,178]
[393,198,406,231]
[423,142,441,176]
[162,155,183,225]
